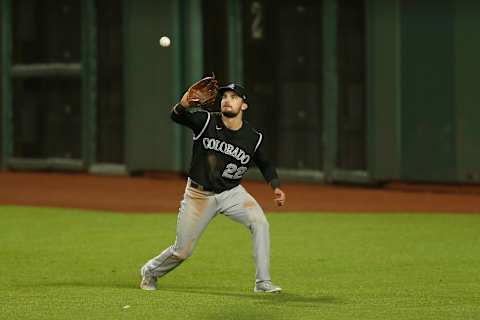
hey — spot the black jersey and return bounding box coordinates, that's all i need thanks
[171,104,280,193]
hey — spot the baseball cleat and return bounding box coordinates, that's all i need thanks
[140,266,157,290]
[254,281,282,293]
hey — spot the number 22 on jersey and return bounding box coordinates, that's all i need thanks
[222,163,248,179]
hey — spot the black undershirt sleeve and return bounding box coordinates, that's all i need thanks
[253,137,281,189]
[170,103,209,136]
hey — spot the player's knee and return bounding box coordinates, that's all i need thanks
[259,217,269,230]
[251,215,269,232]
[258,211,269,226]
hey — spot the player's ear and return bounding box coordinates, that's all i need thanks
[241,102,248,111]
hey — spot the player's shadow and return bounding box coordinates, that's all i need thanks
[22,282,341,307]
[161,285,342,307]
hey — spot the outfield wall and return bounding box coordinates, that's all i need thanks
[1,0,479,184]
[368,0,480,183]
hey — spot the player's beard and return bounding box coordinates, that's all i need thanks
[221,105,240,118]
[221,110,239,118]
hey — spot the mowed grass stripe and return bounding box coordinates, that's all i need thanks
[0,206,479,320]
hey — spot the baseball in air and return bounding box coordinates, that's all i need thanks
[159,36,171,47]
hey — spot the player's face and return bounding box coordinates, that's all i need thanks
[221,91,247,118]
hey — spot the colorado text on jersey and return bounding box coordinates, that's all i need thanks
[202,137,251,164]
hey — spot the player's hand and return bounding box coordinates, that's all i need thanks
[180,91,197,108]
[273,188,286,207]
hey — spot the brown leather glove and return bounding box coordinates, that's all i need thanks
[180,74,219,111]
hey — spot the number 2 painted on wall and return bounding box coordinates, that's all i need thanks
[251,2,263,40]
[222,163,248,179]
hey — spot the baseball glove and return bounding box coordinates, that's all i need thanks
[182,74,219,111]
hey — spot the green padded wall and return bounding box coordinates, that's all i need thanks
[400,0,456,182]
[123,0,180,172]
[0,0,3,167]
[367,0,401,181]
[180,0,204,173]
[455,1,480,182]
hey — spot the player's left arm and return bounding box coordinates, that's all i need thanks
[252,137,286,207]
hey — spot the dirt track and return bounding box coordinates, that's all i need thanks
[1,171,480,213]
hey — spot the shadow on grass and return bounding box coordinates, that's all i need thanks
[19,282,341,307]
[160,284,342,307]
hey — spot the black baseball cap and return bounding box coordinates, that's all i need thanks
[218,83,248,101]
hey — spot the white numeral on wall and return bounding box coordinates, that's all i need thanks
[251,2,263,40]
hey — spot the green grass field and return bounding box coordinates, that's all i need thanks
[1,206,479,320]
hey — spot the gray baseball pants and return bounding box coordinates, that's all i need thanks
[142,178,271,282]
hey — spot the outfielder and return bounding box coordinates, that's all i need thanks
[140,77,286,293]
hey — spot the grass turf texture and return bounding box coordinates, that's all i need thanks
[0,206,479,320]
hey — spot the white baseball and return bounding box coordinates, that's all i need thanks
[159,36,171,47]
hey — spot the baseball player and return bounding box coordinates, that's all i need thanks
[140,81,286,293]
